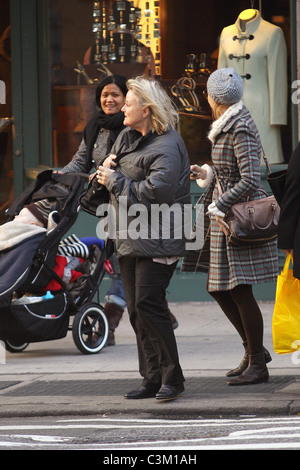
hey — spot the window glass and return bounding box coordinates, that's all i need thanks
[49,0,160,168]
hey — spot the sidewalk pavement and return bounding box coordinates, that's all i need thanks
[0,301,300,418]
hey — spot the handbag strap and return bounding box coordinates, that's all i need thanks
[215,172,223,196]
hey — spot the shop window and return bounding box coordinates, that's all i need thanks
[49,0,160,169]
[48,0,292,170]
[160,0,292,166]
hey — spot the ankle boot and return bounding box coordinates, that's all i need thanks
[226,342,249,377]
[104,303,124,346]
[227,352,269,386]
[226,343,272,377]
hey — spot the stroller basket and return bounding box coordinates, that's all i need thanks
[0,292,69,343]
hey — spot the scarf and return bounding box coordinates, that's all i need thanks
[84,111,126,160]
[96,110,125,131]
[96,110,126,152]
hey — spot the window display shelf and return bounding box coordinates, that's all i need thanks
[179,111,211,120]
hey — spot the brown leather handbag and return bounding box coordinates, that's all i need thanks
[215,171,280,246]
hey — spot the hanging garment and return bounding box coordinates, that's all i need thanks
[218,10,287,164]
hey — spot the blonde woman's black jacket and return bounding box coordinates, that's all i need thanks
[105,126,191,258]
[278,142,300,278]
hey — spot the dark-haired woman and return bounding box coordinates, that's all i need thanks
[62,74,128,176]
[61,75,128,345]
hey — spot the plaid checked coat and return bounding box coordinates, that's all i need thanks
[182,104,278,291]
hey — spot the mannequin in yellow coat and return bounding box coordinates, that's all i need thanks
[218,9,287,164]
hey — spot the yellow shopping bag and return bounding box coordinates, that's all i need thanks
[272,253,300,354]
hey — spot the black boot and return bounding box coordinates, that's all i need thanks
[226,343,272,377]
[104,303,124,346]
[227,352,269,386]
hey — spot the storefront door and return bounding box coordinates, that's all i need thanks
[0,2,12,224]
[7,0,53,211]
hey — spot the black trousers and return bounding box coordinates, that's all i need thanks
[119,256,184,388]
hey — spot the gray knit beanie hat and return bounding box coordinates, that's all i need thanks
[207,68,244,105]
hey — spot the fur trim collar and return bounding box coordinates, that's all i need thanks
[208,100,243,143]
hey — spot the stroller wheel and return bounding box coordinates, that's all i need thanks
[4,340,29,353]
[72,302,108,354]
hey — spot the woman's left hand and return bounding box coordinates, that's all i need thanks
[96,165,114,186]
[283,249,294,258]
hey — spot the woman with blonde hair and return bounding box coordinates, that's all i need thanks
[125,75,179,134]
[97,76,190,401]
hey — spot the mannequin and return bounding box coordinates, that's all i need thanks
[218,9,287,164]
[239,9,257,31]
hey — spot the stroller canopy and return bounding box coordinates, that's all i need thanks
[0,170,86,307]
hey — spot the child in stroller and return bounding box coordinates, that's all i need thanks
[0,170,109,354]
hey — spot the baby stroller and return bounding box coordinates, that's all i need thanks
[0,170,109,354]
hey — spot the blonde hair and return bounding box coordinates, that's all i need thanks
[126,76,179,135]
[211,102,230,120]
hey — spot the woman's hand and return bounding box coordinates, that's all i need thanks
[190,164,207,180]
[102,154,117,168]
[96,165,114,186]
[208,202,229,236]
[283,249,293,258]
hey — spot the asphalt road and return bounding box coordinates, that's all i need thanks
[1,415,300,450]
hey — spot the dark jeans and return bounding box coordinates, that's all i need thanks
[119,256,184,388]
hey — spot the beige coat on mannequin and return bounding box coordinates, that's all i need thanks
[218,9,287,164]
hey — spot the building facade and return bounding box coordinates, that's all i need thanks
[0,0,297,300]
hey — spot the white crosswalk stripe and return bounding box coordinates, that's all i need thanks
[1,416,300,449]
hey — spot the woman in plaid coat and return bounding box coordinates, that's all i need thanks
[185,68,278,385]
